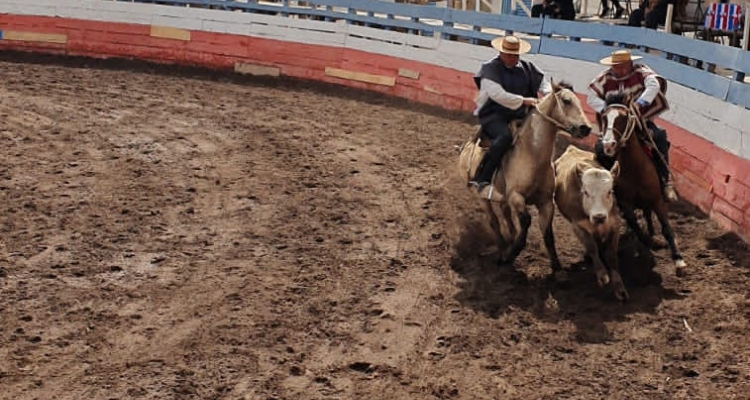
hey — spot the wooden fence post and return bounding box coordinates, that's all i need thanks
[743,2,749,51]
[665,3,674,33]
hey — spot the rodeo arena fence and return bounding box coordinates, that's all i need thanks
[1,0,749,241]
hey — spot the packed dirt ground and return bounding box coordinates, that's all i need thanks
[1,53,749,400]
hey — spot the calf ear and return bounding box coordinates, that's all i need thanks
[610,161,620,179]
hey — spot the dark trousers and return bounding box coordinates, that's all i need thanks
[475,117,514,183]
[594,120,671,183]
[532,2,576,20]
[600,0,623,11]
[628,7,668,28]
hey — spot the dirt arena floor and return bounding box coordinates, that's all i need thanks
[1,53,749,400]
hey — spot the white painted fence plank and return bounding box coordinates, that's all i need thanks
[346,24,440,49]
[201,20,253,36]
[343,36,439,65]
[0,3,56,16]
[152,14,204,30]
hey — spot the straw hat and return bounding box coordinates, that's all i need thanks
[491,35,531,55]
[599,50,642,65]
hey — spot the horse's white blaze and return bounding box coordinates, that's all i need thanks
[602,108,620,157]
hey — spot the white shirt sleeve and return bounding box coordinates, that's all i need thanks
[587,88,606,114]
[473,78,524,116]
[637,74,661,104]
[538,75,552,96]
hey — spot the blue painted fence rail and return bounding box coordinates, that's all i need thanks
[128,0,749,108]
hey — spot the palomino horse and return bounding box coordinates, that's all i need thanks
[599,92,687,273]
[459,82,592,270]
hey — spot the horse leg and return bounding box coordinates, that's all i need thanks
[621,204,652,248]
[503,192,531,264]
[644,208,655,237]
[643,208,667,249]
[653,202,687,274]
[538,199,562,272]
[481,199,509,256]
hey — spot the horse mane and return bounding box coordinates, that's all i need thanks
[552,80,574,92]
[605,91,629,106]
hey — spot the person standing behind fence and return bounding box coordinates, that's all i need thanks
[628,0,681,29]
[600,0,625,18]
[531,0,576,20]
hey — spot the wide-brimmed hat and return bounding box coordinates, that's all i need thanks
[491,35,531,55]
[599,49,642,65]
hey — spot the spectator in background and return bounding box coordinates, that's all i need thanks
[531,0,576,20]
[628,0,680,29]
[599,0,625,18]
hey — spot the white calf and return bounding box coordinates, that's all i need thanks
[554,145,627,301]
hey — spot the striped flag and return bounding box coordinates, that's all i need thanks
[704,3,743,31]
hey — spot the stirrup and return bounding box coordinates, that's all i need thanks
[475,182,503,202]
[663,183,678,203]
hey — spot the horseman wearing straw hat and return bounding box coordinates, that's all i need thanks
[587,49,677,202]
[469,35,553,198]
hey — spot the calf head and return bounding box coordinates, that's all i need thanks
[579,161,620,235]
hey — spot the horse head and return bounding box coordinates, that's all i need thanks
[600,91,639,157]
[538,81,592,139]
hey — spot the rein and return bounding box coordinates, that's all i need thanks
[534,90,573,132]
[604,104,639,147]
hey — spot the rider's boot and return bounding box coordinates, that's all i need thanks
[650,127,678,203]
[469,143,506,202]
[652,149,677,203]
[662,180,678,203]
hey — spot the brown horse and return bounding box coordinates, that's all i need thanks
[459,82,593,270]
[599,93,687,273]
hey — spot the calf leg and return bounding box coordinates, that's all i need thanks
[573,226,609,287]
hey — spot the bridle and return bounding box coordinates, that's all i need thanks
[600,103,641,147]
[534,89,579,134]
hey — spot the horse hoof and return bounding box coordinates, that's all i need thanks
[650,237,668,250]
[552,270,571,285]
[675,259,688,277]
[497,256,513,266]
[613,286,630,302]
